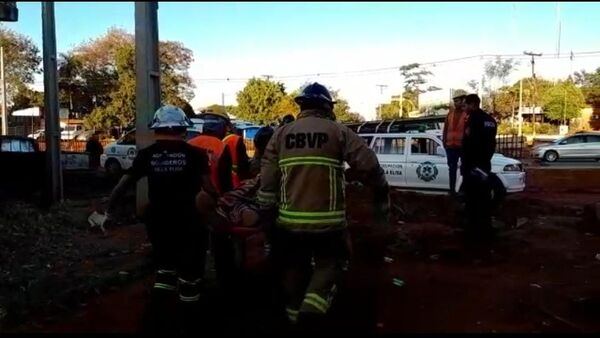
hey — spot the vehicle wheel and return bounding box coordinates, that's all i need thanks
[105,159,122,177]
[543,150,559,162]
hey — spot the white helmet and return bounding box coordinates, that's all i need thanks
[149,105,193,130]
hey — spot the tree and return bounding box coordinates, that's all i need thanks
[11,84,43,112]
[399,63,439,108]
[77,28,196,129]
[541,80,585,122]
[483,57,518,117]
[235,78,287,123]
[329,90,363,123]
[467,80,479,93]
[0,24,42,106]
[574,67,600,106]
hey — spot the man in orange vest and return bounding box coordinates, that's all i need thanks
[442,94,467,195]
[188,119,233,195]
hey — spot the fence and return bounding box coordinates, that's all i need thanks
[495,134,526,159]
[37,139,114,152]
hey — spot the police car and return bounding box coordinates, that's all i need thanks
[356,131,526,194]
[100,127,202,176]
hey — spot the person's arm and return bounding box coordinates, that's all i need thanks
[106,149,147,215]
[342,127,390,224]
[219,146,234,193]
[442,114,450,147]
[258,130,281,216]
[236,138,251,180]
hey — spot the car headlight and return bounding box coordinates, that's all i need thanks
[503,164,522,172]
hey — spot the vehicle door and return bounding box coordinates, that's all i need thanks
[556,135,586,158]
[405,135,449,190]
[371,135,407,187]
[115,130,137,168]
[583,135,600,158]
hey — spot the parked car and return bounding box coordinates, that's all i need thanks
[0,136,93,201]
[61,124,85,140]
[27,129,45,140]
[533,132,600,162]
[353,132,526,194]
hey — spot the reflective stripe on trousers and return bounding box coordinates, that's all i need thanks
[178,278,202,302]
[154,269,177,291]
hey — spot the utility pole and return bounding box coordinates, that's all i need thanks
[135,2,160,216]
[518,78,523,137]
[221,92,225,111]
[42,2,63,205]
[376,84,388,120]
[1,46,7,136]
[524,51,542,138]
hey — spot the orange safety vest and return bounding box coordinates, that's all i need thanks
[445,111,466,148]
[188,135,226,195]
[223,133,242,188]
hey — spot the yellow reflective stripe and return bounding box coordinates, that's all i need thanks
[257,190,277,204]
[179,294,200,302]
[153,283,176,290]
[281,166,287,209]
[278,216,345,225]
[304,293,330,313]
[157,269,176,275]
[279,210,344,217]
[279,156,340,165]
[302,297,328,314]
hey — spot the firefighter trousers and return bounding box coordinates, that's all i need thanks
[141,212,208,333]
[271,228,349,324]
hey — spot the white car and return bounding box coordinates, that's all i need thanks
[100,128,202,176]
[356,132,526,194]
[61,125,85,140]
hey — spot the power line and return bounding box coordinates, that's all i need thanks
[27,49,600,86]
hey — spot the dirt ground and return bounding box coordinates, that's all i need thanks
[2,173,600,333]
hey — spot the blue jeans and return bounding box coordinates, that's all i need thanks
[446,148,462,193]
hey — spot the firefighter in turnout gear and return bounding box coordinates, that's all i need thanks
[258,82,390,330]
[104,105,217,333]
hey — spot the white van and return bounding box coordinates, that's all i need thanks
[357,132,526,193]
[100,128,202,175]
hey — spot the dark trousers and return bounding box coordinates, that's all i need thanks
[462,173,494,241]
[270,228,349,325]
[142,213,209,333]
[446,147,462,193]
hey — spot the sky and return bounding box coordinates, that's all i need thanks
[7,1,600,120]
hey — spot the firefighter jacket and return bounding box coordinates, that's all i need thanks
[258,109,388,233]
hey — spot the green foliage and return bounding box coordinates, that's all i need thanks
[399,63,439,108]
[235,78,287,123]
[75,28,196,130]
[497,122,559,135]
[378,93,417,119]
[541,80,585,122]
[574,67,600,106]
[0,24,42,106]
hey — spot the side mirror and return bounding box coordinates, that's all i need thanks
[436,146,446,157]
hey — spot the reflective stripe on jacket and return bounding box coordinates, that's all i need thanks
[188,135,227,194]
[444,111,466,149]
[258,109,387,233]
[223,133,242,188]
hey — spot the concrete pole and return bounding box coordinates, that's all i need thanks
[518,78,523,137]
[1,46,7,136]
[42,2,63,204]
[135,2,160,216]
